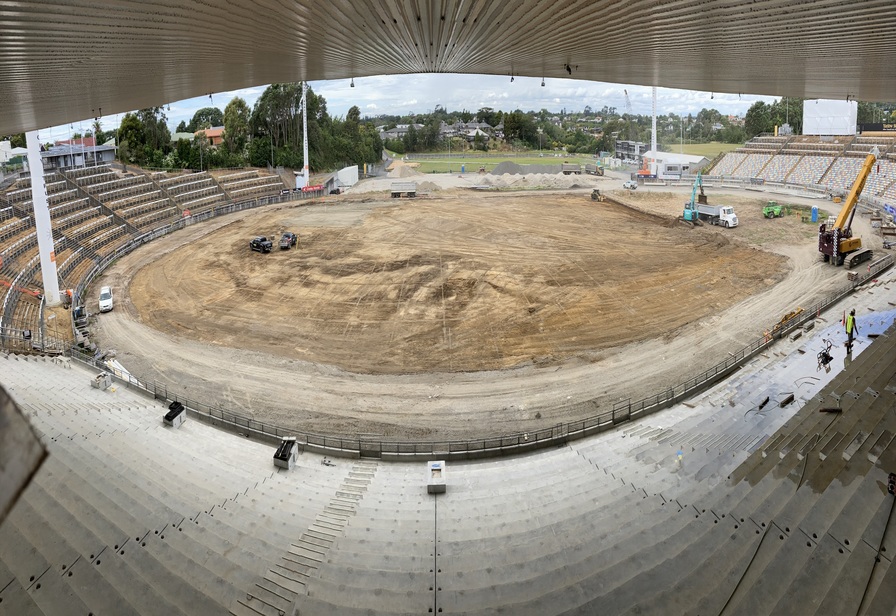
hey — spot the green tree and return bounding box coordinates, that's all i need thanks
[176,120,188,133]
[223,97,250,154]
[503,111,538,147]
[117,113,144,159]
[187,107,224,132]
[3,133,25,148]
[744,101,773,139]
[402,124,419,152]
[137,107,171,152]
[117,140,131,171]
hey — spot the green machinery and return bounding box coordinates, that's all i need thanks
[763,201,790,218]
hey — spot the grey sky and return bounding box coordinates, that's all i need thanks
[42,74,777,143]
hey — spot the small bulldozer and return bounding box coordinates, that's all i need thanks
[591,189,605,202]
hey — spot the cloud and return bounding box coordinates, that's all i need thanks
[42,73,779,140]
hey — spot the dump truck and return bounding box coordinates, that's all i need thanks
[697,204,738,227]
[584,163,604,176]
[560,163,582,175]
[390,182,417,198]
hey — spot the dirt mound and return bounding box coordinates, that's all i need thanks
[417,181,440,191]
[490,161,525,175]
[387,165,424,179]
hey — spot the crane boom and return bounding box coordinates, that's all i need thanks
[818,146,879,266]
[834,147,878,230]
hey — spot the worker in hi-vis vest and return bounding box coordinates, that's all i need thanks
[845,309,859,351]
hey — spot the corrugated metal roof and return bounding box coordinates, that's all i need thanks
[1,1,895,134]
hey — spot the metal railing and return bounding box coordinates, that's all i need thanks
[64,252,893,462]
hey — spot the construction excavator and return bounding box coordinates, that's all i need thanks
[818,147,878,267]
[681,172,707,224]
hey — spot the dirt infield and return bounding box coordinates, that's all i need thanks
[126,192,784,374]
[91,179,856,439]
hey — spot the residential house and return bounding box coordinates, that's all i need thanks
[195,126,225,146]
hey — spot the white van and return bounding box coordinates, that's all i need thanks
[98,286,114,312]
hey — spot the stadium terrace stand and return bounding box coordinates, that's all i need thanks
[710,151,747,176]
[740,135,787,154]
[757,153,801,182]
[155,171,228,215]
[215,170,287,201]
[847,136,896,158]
[1,294,895,614]
[820,156,865,193]
[786,154,836,186]
[731,153,773,178]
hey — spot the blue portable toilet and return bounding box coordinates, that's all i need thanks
[461,164,465,174]
[811,206,818,223]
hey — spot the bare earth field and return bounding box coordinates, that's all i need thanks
[91,177,860,440]
[128,192,783,373]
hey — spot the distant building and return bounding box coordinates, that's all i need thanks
[640,150,710,178]
[379,124,424,141]
[24,143,117,171]
[195,126,224,146]
[56,136,97,148]
[171,132,195,143]
[0,140,28,164]
[615,139,649,163]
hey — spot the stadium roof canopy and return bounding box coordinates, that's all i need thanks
[2,0,896,135]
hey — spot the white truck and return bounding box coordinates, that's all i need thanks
[560,163,582,175]
[390,181,417,198]
[697,204,738,228]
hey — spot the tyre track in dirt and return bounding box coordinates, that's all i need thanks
[89,186,857,440]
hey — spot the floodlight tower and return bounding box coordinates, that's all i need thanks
[297,81,309,189]
[651,87,657,158]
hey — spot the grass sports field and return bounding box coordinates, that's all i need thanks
[389,142,740,173]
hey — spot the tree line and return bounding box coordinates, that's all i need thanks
[115,84,383,172]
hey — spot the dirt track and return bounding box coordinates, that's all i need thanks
[91,181,857,440]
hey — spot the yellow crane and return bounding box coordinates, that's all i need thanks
[818,146,878,266]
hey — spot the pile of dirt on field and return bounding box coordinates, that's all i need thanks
[480,172,601,190]
[417,180,440,191]
[490,161,525,175]
[387,165,424,178]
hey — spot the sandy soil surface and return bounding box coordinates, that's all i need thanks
[90,174,867,440]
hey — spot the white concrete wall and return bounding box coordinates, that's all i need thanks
[336,165,359,187]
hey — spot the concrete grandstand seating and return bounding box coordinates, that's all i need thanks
[711,151,747,176]
[787,154,835,186]
[217,170,286,201]
[820,156,864,192]
[757,153,801,182]
[731,153,772,178]
[156,172,228,214]
[2,297,895,614]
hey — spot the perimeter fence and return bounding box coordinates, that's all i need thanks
[67,253,894,461]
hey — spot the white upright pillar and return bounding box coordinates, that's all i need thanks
[298,81,309,189]
[25,131,61,306]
